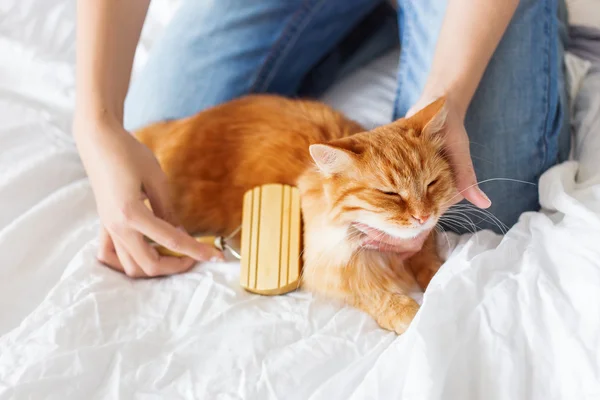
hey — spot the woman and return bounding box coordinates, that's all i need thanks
[73,0,569,277]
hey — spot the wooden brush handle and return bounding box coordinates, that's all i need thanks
[153,236,219,258]
[144,185,303,297]
[239,184,302,296]
[143,200,221,257]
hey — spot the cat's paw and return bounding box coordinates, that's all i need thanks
[377,296,420,335]
[391,300,420,334]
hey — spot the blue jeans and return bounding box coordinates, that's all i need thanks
[125,0,570,234]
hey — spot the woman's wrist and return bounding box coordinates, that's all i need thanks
[73,102,125,140]
[418,77,472,121]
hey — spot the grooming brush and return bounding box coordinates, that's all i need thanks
[153,184,302,296]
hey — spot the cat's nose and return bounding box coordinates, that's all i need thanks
[411,214,430,225]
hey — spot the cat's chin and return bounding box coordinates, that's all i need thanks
[351,222,432,255]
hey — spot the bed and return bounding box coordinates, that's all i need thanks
[1,0,599,398]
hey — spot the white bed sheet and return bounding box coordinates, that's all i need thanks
[1,1,600,399]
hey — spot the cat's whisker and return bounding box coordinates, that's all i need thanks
[366,228,412,254]
[440,212,480,236]
[349,243,367,274]
[448,204,509,234]
[443,212,485,231]
[448,203,509,230]
[444,209,481,230]
[444,206,509,243]
[441,150,494,164]
[439,215,477,235]
[445,163,496,170]
[448,205,496,225]
[438,221,464,235]
[438,219,480,246]
[443,177,537,207]
[434,225,451,253]
[441,139,489,149]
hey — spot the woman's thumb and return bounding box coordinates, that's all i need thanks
[143,175,178,225]
[457,162,491,209]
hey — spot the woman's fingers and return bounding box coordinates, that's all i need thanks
[99,225,196,278]
[407,97,491,209]
[143,170,178,225]
[125,202,224,261]
[98,227,145,278]
[143,172,223,261]
[97,227,122,269]
[113,240,147,278]
[119,231,197,277]
[444,124,491,209]
[100,196,223,279]
[79,119,220,279]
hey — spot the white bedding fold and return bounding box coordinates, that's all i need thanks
[1,0,600,399]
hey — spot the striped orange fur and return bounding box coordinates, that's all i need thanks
[135,95,454,334]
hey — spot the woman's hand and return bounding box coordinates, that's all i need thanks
[402,0,518,208]
[406,97,491,209]
[73,0,221,277]
[74,116,223,278]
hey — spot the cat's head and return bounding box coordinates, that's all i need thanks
[309,98,455,242]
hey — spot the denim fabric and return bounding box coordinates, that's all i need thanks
[394,0,570,232]
[125,0,570,234]
[124,0,385,130]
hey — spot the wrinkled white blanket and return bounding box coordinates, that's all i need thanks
[1,1,599,399]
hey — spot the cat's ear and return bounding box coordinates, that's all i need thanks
[309,144,354,175]
[410,97,448,137]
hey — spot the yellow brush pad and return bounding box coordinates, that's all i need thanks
[151,184,303,296]
[240,184,302,295]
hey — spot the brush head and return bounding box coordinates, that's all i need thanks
[239,184,303,295]
[148,184,303,295]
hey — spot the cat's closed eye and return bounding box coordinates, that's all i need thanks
[427,179,438,188]
[378,189,406,201]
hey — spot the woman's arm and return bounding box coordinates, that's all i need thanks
[75,0,149,124]
[74,0,222,277]
[409,0,519,208]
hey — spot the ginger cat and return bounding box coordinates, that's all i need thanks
[135,95,455,334]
